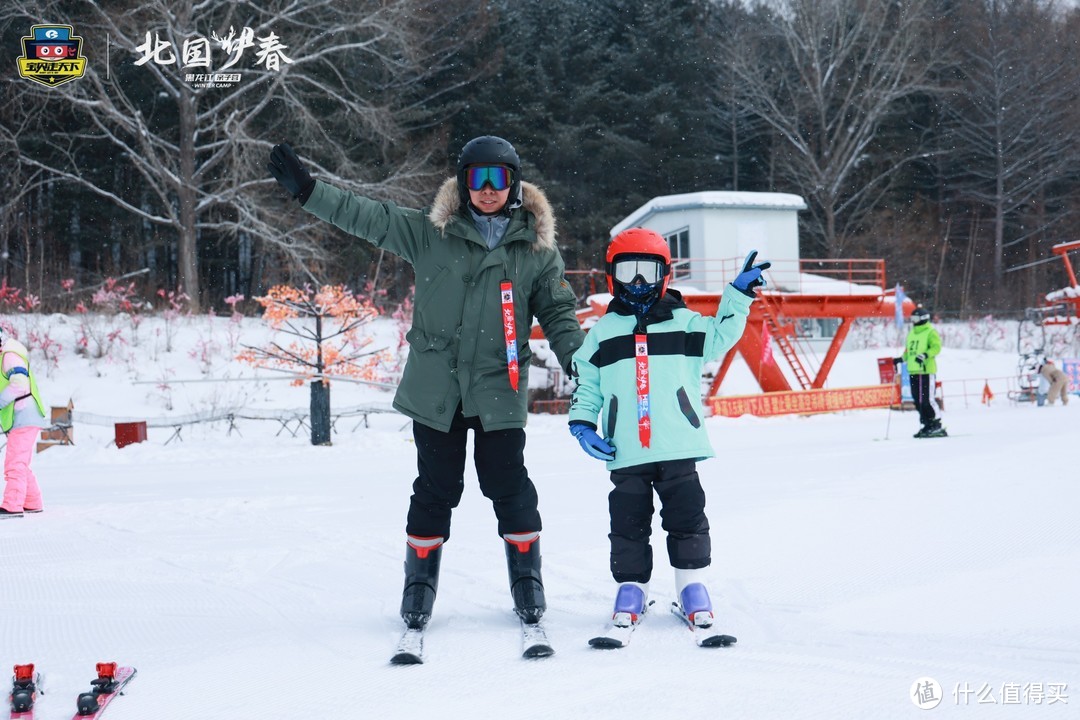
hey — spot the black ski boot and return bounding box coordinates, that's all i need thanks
[923,419,947,438]
[504,532,546,624]
[400,537,443,629]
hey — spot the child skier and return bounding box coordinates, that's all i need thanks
[568,228,768,639]
[0,331,48,518]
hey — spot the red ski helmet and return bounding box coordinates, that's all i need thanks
[605,228,672,297]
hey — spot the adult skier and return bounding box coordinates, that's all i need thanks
[268,136,584,637]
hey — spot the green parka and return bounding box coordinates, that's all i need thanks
[902,323,941,375]
[568,288,753,470]
[302,178,584,432]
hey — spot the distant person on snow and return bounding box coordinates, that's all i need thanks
[268,136,584,635]
[568,228,767,637]
[0,331,48,518]
[1038,359,1069,406]
[893,306,945,438]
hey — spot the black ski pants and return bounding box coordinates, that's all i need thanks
[406,405,541,541]
[608,459,711,584]
[910,373,937,427]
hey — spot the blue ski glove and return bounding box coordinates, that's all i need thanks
[569,422,616,461]
[732,250,772,297]
[268,142,316,204]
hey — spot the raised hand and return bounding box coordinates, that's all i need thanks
[732,250,772,297]
[268,142,315,203]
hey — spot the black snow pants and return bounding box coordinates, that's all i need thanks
[607,459,710,584]
[406,405,541,540]
[909,373,937,427]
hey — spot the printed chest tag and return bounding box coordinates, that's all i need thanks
[635,333,650,448]
[500,280,519,392]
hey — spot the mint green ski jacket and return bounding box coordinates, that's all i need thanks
[568,288,752,470]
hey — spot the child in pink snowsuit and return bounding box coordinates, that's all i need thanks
[0,335,47,517]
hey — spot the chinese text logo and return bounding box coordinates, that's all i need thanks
[911,677,943,710]
[133,26,292,88]
[16,25,87,87]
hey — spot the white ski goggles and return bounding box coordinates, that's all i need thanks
[611,257,667,285]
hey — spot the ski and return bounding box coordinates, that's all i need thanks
[9,664,41,720]
[71,663,135,720]
[391,619,553,664]
[588,600,654,649]
[521,619,554,659]
[390,627,425,665]
[670,602,737,647]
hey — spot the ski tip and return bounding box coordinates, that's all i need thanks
[522,644,555,659]
[390,652,424,666]
[700,634,738,648]
[588,637,625,649]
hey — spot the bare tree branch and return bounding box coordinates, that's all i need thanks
[728,0,944,256]
[0,0,484,309]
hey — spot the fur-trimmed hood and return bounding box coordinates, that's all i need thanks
[427,178,557,252]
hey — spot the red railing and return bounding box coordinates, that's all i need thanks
[565,258,887,304]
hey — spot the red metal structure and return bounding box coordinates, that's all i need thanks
[536,257,915,395]
[1036,240,1080,322]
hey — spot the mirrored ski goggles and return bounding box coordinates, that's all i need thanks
[611,257,667,285]
[465,165,513,191]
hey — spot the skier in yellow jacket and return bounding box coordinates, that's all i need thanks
[893,306,945,438]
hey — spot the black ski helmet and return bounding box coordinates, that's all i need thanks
[911,306,931,325]
[456,135,522,209]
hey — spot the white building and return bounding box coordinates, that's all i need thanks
[610,191,807,292]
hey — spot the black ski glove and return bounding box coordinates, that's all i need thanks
[915,353,928,364]
[892,357,903,367]
[268,142,315,204]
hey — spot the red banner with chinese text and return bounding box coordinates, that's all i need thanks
[708,384,901,418]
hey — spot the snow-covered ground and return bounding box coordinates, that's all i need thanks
[0,313,1077,719]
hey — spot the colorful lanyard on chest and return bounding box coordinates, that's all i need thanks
[500,280,519,392]
[634,332,650,448]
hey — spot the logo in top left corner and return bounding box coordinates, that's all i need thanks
[17,24,88,87]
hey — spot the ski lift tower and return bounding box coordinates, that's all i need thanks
[1012,240,1080,402]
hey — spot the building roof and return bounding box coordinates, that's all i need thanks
[610,191,808,237]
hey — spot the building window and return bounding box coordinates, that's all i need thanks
[665,228,690,279]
